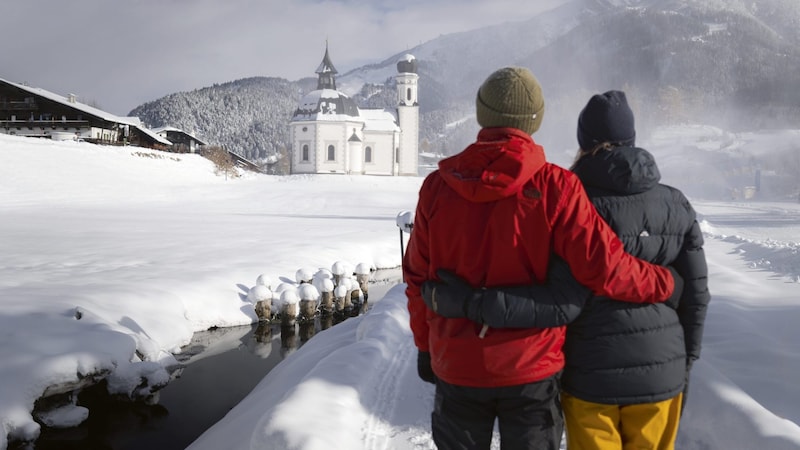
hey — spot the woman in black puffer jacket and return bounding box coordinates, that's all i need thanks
[421,90,710,450]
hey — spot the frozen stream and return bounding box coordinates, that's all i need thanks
[27,273,401,450]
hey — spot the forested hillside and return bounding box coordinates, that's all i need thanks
[129,0,800,170]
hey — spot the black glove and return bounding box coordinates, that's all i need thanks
[664,266,684,310]
[417,351,437,384]
[681,358,694,417]
[420,269,482,320]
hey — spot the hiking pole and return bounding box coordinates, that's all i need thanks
[395,211,415,281]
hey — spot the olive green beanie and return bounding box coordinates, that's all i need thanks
[476,67,545,135]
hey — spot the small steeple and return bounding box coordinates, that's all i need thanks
[315,41,338,90]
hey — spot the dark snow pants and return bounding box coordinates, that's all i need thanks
[431,374,563,450]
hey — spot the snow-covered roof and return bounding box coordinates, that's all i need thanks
[359,108,399,132]
[151,126,207,145]
[292,88,360,121]
[0,77,172,146]
[397,54,418,74]
[151,126,182,133]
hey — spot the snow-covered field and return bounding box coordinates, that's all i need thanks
[1,126,799,449]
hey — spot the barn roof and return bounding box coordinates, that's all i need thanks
[0,77,172,146]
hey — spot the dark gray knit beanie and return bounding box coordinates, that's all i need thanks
[577,90,636,151]
[476,67,545,135]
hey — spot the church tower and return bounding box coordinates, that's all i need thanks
[315,43,338,90]
[395,55,419,176]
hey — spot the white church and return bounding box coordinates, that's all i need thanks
[289,46,419,176]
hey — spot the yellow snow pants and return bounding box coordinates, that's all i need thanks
[561,392,683,450]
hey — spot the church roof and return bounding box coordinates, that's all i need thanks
[397,54,418,74]
[292,89,360,121]
[359,109,400,132]
[315,46,338,76]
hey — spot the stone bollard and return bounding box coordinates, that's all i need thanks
[354,262,371,302]
[298,284,320,321]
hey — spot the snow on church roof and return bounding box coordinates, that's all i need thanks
[292,88,360,121]
[359,108,400,132]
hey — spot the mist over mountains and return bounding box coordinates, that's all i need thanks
[129,0,800,168]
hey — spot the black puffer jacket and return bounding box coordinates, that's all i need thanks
[421,146,711,404]
[561,146,709,404]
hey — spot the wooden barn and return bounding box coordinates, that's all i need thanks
[0,77,171,149]
[152,126,207,153]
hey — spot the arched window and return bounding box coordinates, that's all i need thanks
[302,144,309,162]
[407,88,412,102]
[365,146,372,163]
[327,145,335,161]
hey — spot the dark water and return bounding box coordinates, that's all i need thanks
[23,275,399,450]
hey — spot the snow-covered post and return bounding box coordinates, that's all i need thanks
[248,284,273,322]
[312,268,335,315]
[256,273,273,289]
[331,260,352,287]
[295,267,316,284]
[354,262,371,302]
[334,284,349,314]
[396,210,414,280]
[316,277,335,315]
[298,284,320,321]
[350,287,364,314]
[279,289,299,327]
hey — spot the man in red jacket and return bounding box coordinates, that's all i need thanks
[403,67,677,450]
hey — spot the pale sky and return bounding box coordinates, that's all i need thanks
[1,0,566,115]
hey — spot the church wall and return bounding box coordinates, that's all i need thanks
[291,121,317,174]
[362,131,397,175]
[397,107,419,176]
[315,121,361,173]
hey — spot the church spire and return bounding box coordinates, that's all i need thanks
[315,41,338,90]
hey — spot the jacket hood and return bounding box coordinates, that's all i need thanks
[437,128,547,202]
[572,146,660,195]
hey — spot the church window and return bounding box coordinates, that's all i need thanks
[327,145,335,161]
[407,88,412,102]
[302,144,309,161]
[365,146,372,163]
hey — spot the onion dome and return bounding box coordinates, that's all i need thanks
[397,54,418,74]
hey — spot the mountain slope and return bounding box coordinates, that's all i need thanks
[129,0,800,168]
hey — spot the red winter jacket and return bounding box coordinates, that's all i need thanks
[403,128,674,388]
